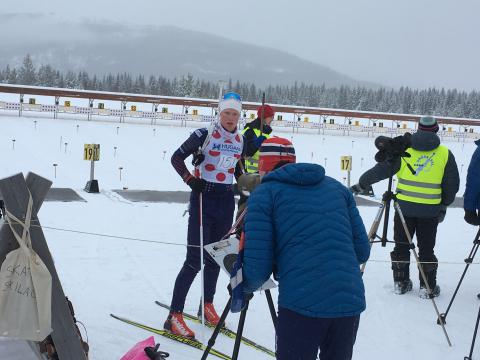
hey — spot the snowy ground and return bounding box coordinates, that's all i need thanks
[0,112,480,359]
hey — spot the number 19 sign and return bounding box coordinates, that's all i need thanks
[84,144,100,161]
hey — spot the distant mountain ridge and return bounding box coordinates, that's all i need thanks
[0,14,380,88]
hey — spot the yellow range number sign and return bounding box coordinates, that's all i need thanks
[340,156,352,171]
[84,144,100,161]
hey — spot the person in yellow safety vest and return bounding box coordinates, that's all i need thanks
[351,116,459,299]
[236,105,275,223]
[242,104,275,173]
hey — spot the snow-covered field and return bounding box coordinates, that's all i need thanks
[0,112,479,359]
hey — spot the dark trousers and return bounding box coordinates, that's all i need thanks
[392,213,439,286]
[170,190,234,313]
[276,307,360,360]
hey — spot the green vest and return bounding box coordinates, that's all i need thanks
[242,127,270,173]
[396,145,449,205]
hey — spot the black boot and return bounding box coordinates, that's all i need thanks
[419,257,440,299]
[391,251,412,295]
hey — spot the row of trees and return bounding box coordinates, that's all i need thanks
[1,55,479,119]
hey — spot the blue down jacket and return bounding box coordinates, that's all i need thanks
[243,163,370,318]
[464,139,480,212]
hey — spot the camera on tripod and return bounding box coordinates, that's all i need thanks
[374,133,412,162]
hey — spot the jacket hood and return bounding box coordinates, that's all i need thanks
[411,130,441,151]
[262,163,325,186]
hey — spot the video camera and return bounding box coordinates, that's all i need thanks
[374,133,412,162]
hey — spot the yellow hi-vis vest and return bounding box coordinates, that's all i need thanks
[396,145,449,205]
[241,127,270,173]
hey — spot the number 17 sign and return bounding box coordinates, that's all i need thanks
[340,156,352,171]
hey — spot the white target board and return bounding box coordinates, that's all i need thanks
[204,237,277,291]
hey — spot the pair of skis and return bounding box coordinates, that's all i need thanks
[111,300,275,359]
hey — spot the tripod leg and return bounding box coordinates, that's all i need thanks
[361,202,387,273]
[440,229,480,324]
[201,297,232,360]
[265,289,277,331]
[394,202,452,347]
[367,201,386,241]
[232,300,249,360]
[465,304,480,360]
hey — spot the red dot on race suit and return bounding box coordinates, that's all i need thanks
[216,172,226,182]
[209,150,220,157]
[212,131,221,139]
[234,154,241,159]
[235,135,241,142]
[205,164,215,171]
[224,139,232,144]
[228,168,235,174]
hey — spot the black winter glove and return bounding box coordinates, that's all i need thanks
[144,344,169,360]
[349,183,364,195]
[186,176,207,193]
[191,153,205,167]
[464,210,480,226]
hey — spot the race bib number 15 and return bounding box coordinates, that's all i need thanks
[217,155,236,170]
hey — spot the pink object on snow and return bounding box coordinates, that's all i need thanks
[120,336,155,360]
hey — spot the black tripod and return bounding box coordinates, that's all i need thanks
[465,301,480,360]
[438,228,480,325]
[362,173,452,346]
[201,289,277,360]
[361,171,412,269]
[463,307,480,360]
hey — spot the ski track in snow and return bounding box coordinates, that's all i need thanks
[0,113,479,359]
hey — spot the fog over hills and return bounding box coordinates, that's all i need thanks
[0,14,380,88]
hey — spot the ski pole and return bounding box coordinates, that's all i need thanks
[259,92,266,137]
[221,208,247,240]
[197,86,224,341]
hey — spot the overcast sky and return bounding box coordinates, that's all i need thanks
[2,0,479,90]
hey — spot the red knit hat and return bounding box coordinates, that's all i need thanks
[258,137,296,173]
[257,104,275,119]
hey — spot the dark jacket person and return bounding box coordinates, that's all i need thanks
[464,139,480,225]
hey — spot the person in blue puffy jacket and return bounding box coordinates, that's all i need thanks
[242,137,370,360]
[464,139,480,226]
